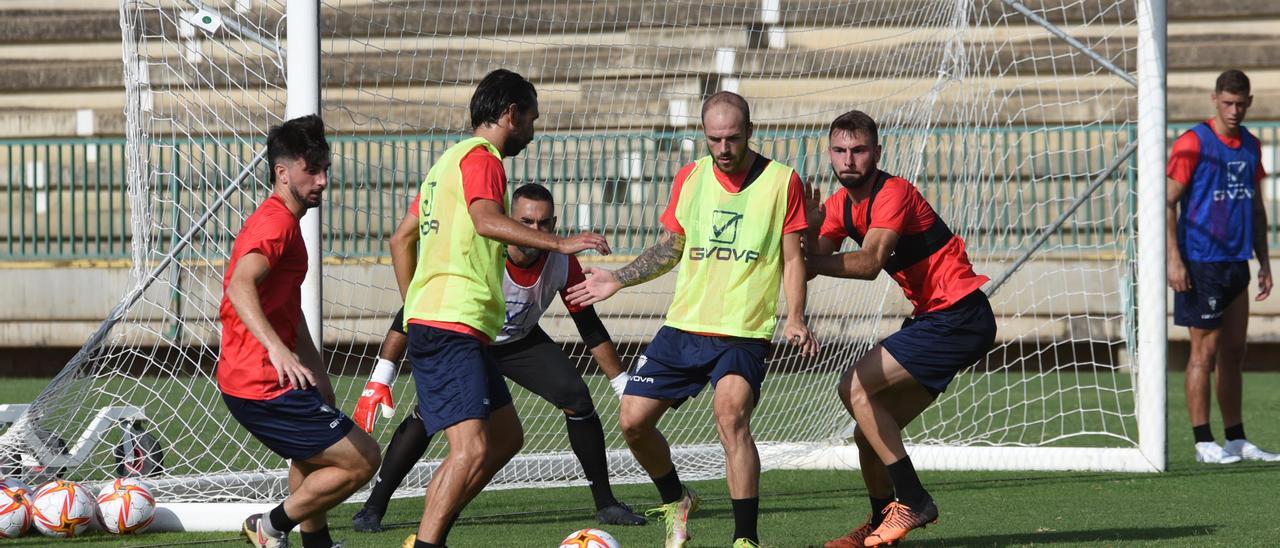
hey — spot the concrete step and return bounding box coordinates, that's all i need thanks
[0,1,1162,45]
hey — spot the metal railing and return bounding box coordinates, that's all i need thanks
[1,123,1275,261]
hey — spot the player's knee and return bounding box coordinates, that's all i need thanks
[1219,344,1247,369]
[713,406,750,438]
[842,375,868,409]
[348,430,382,481]
[559,395,596,418]
[619,413,651,444]
[852,426,869,449]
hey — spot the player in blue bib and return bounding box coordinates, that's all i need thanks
[1167,69,1279,464]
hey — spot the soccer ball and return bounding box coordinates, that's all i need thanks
[0,484,31,538]
[30,480,95,538]
[96,478,156,534]
[0,478,30,498]
[559,528,621,548]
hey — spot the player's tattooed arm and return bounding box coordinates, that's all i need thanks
[615,229,685,288]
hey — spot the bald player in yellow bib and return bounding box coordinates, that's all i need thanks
[568,91,820,548]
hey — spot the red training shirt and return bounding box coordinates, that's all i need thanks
[819,175,988,315]
[218,195,308,400]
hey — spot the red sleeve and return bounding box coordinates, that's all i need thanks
[867,179,909,234]
[559,255,588,314]
[818,190,848,243]
[1167,131,1200,185]
[659,163,698,235]
[781,172,809,234]
[407,192,420,217]
[460,147,507,209]
[239,212,292,267]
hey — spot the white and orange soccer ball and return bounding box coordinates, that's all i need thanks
[96,478,156,534]
[559,528,621,548]
[0,482,32,538]
[30,479,95,538]
[0,478,30,499]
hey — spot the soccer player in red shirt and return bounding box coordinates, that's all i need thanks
[808,111,995,548]
[218,114,381,548]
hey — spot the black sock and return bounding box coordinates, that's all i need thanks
[652,468,684,504]
[300,527,333,548]
[565,409,616,510]
[268,504,299,534]
[1224,423,1246,441]
[414,541,443,548]
[869,495,895,526]
[886,457,929,510]
[731,497,759,542]
[1192,424,1214,443]
[366,412,433,514]
[440,512,460,543]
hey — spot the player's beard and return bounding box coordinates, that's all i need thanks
[835,166,875,190]
[514,245,542,265]
[291,185,322,209]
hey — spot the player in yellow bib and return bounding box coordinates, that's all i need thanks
[568,92,820,548]
[389,69,610,548]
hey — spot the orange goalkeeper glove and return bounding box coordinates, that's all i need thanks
[353,358,397,433]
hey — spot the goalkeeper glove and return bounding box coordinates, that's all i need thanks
[353,358,397,433]
[609,372,629,399]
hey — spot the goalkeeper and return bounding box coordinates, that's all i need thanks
[808,110,995,548]
[350,183,645,531]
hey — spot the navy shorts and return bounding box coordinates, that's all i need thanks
[222,388,355,461]
[1174,261,1249,329]
[882,290,997,396]
[407,324,514,436]
[625,326,769,407]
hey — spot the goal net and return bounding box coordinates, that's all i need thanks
[0,0,1162,527]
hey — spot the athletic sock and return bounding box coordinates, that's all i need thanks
[731,497,759,542]
[366,411,434,514]
[886,457,930,511]
[564,409,616,509]
[265,504,299,535]
[1192,423,1214,443]
[300,527,333,548]
[1225,423,1246,441]
[869,495,895,526]
[414,541,443,548]
[652,468,684,504]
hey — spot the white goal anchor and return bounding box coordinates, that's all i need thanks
[0,404,163,481]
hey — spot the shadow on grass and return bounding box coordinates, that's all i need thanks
[775,461,1280,501]
[905,524,1218,546]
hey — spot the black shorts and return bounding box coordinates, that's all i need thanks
[408,324,514,436]
[881,290,997,396]
[1174,261,1250,329]
[222,388,355,461]
[492,327,595,415]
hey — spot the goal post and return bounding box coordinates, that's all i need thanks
[0,0,1166,531]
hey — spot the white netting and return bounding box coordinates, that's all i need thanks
[0,0,1145,506]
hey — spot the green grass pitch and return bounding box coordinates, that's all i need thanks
[2,372,1279,547]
